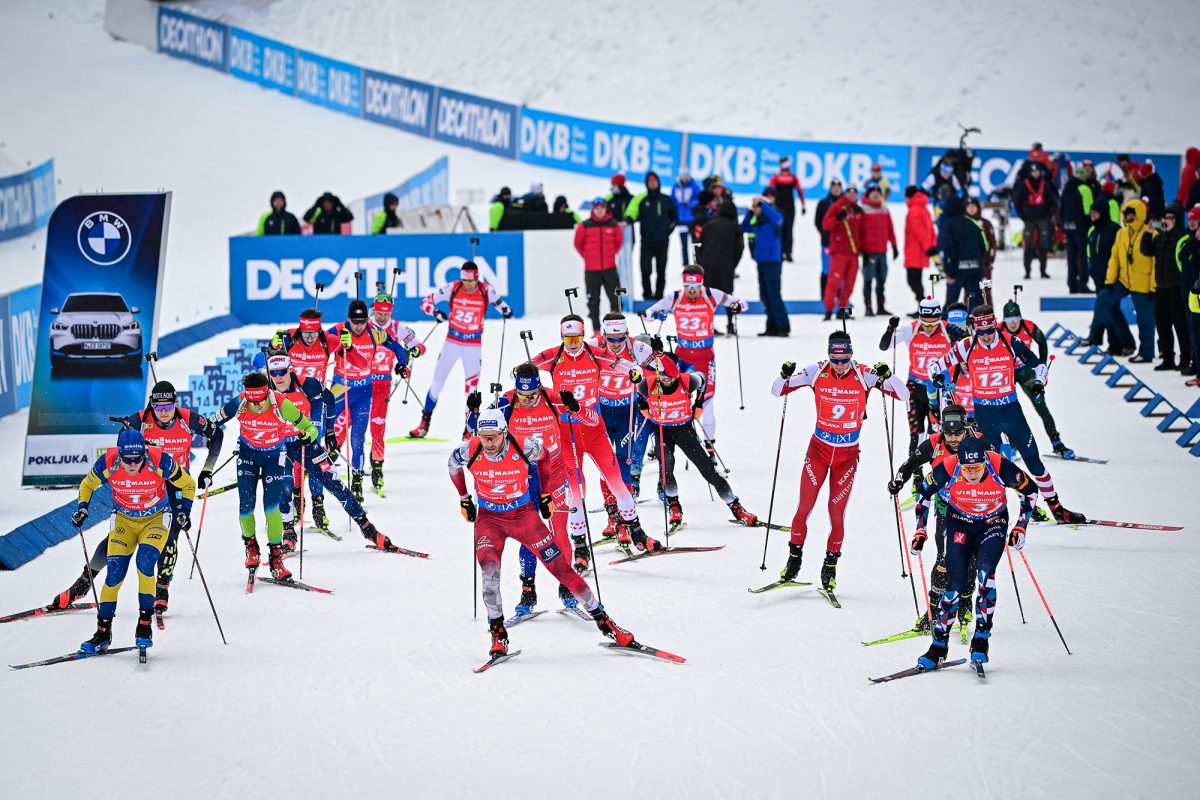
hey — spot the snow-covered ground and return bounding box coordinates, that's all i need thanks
[2,2,1198,797]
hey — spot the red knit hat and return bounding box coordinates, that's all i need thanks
[1101,180,1116,193]
[1139,160,1156,178]
[611,173,626,187]
[1188,205,1200,224]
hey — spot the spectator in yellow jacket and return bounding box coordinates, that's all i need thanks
[1101,199,1157,361]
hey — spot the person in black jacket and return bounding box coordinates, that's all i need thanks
[257,191,301,235]
[937,195,984,309]
[1013,161,1058,279]
[696,199,745,334]
[1061,164,1099,293]
[304,192,354,235]
[1137,162,1166,221]
[813,180,843,296]
[1182,208,1200,378]
[1141,203,1190,370]
[626,171,678,300]
[1084,205,1135,353]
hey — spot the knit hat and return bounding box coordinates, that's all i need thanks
[611,173,626,187]
[1139,160,1156,178]
[1101,180,1116,193]
[1003,300,1021,319]
[476,409,507,434]
[958,436,987,466]
[117,429,146,460]
[1188,205,1200,224]
[149,381,176,405]
[827,330,853,357]
[347,300,369,322]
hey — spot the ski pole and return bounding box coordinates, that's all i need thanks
[915,540,933,625]
[145,351,159,385]
[564,287,578,316]
[189,448,239,578]
[1019,549,1071,654]
[758,393,789,571]
[313,282,325,312]
[354,270,363,300]
[694,416,730,475]
[489,382,502,405]
[298,444,305,580]
[421,320,442,345]
[879,392,912,581]
[473,536,478,620]
[614,286,627,316]
[1005,543,1027,624]
[732,312,745,410]
[76,524,102,609]
[519,330,534,362]
[390,266,402,298]
[564,413,602,605]
[494,316,508,386]
[179,525,228,645]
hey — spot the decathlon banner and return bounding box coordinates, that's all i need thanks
[23,193,172,486]
[433,87,518,159]
[519,108,683,182]
[362,69,435,137]
[229,232,525,323]
[0,159,56,242]
[228,27,295,96]
[157,6,227,72]
[686,133,910,198]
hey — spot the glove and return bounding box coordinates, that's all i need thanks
[891,245,900,260]
[197,469,213,491]
[927,358,946,377]
[324,432,339,460]
[1009,523,1027,551]
[910,527,928,555]
[460,495,477,523]
[649,335,665,353]
[70,507,88,527]
[887,478,903,496]
[692,402,704,420]
[395,363,410,379]
[301,425,319,444]
[887,315,900,331]
[628,367,642,383]
[655,311,668,322]
[175,511,192,532]
[735,299,749,313]
[1034,363,1049,384]
[1029,381,1045,397]
[498,303,514,319]
[538,493,553,520]
[408,343,426,359]
[434,309,448,323]
[559,390,581,413]
[837,209,848,221]
[339,330,353,349]
[873,362,892,382]
[780,361,796,379]
[271,329,285,349]
[932,372,947,389]
[466,391,482,412]
[925,246,939,257]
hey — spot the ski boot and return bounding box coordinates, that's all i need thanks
[281,519,298,553]
[154,581,170,617]
[516,576,537,615]
[1047,496,1087,524]
[350,470,365,503]
[957,596,974,629]
[630,471,641,499]
[572,537,591,574]
[913,613,932,633]
[49,567,94,610]
[820,550,841,592]
[917,637,949,670]
[357,517,395,551]
[292,488,304,520]
[559,583,578,609]
[999,442,1018,462]
[488,617,508,657]
[668,497,684,528]
[626,519,664,553]
[1050,439,1075,459]
[80,617,113,654]
[268,543,292,581]
[408,411,432,439]
[590,605,634,646]
[370,458,385,493]
[600,502,620,539]
[243,536,262,569]
[969,627,991,666]
[728,499,757,526]
[1032,504,1051,523]
[864,299,875,317]
[780,543,803,582]
[135,608,154,649]
[311,496,330,531]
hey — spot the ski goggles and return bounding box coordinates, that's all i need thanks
[120,454,145,466]
[960,462,986,478]
[827,355,852,365]
[562,335,584,347]
[268,368,290,379]
[1004,315,1021,325]
[152,402,175,413]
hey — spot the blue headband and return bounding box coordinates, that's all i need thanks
[514,373,540,392]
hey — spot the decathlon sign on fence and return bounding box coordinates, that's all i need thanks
[0,159,55,242]
[518,108,682,182]
[362,69,435,136]
[229,232,525,323]
[433,87,517,159]
[158,7,227,71]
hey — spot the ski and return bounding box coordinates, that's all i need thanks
[280,548,308,561]
[1044,453,1108,465]
[504,609,547,627]
[365,544,431,559]
[10,646,138,671]
[474,649,521,673]
[609,545,725,565]
[862,628,929,647]
[257,577,333,594]
[557,607,592,622]
[599,640,686,664]
[869,657,967,684]
[138,645,148,664]
[155,612,165,631]
[731,519,791,532]
[374,486,386,499]
[587,535,621,549]
[309,526,344,542]
[1085,519,1182,531]
[817,588,842,609]
[588,497,657,514]
[960,625,970,644]
[245,567,257,594]
[666,522,688,535]
[748,580,813,594]
[385,436,451,444]
[0,602,97,624]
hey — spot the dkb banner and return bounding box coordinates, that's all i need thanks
[23,193,172,486]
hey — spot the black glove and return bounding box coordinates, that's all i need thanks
[538,493,553,520]
[780,361,796,379]
[460,496,477,523]
[887,315,900,331]
[324,432,340,461]
[925,246,939,257]
[932,372,946,389]
[649,335,665,353]
[70,507,88,527]
[837,209,848,221]
[466,391,482,412]
[887,478,904,496]
[434,309,448,323]
[175,511,192,532]
[1029,381,1045,397]
[197,469,213,491]
[500,305,514,319]
[559,389,581,413]
[873,361,892,381]
[891,245,899,260]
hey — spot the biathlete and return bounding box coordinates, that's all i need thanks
[1000,299,1074,458]
[73,429,195,654]
[367,291,424,494]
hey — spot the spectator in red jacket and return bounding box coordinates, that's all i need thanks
[858,183,898,317]
[768,156,807,262]
[821,185,864,320]
[903,187,938,313]
[1177,147,1200,205]
[574,197,625,335]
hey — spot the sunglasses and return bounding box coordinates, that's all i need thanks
[515,389,539,401]
[828,355,852,364]
[606,335,626,344]
[152,402,175,413]
[269,369,290,378]
[1004,316,1021,324]
[961,463,986,475]
[562,335,583,346]
[121,455,144,466]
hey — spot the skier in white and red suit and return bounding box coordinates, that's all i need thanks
[367,291,424,493]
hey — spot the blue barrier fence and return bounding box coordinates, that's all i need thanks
[0,159,55,241]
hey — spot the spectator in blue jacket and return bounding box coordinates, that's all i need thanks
[937,194,985,308]
[626,171,678,300]
[742,186,789,336]
[672,167,703,264]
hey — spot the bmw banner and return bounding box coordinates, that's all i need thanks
[22,194,172,486]
[229,232,524,323]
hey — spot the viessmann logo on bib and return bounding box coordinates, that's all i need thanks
[77,211,132,266]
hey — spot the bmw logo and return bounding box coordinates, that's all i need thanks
[77,211,132,266]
